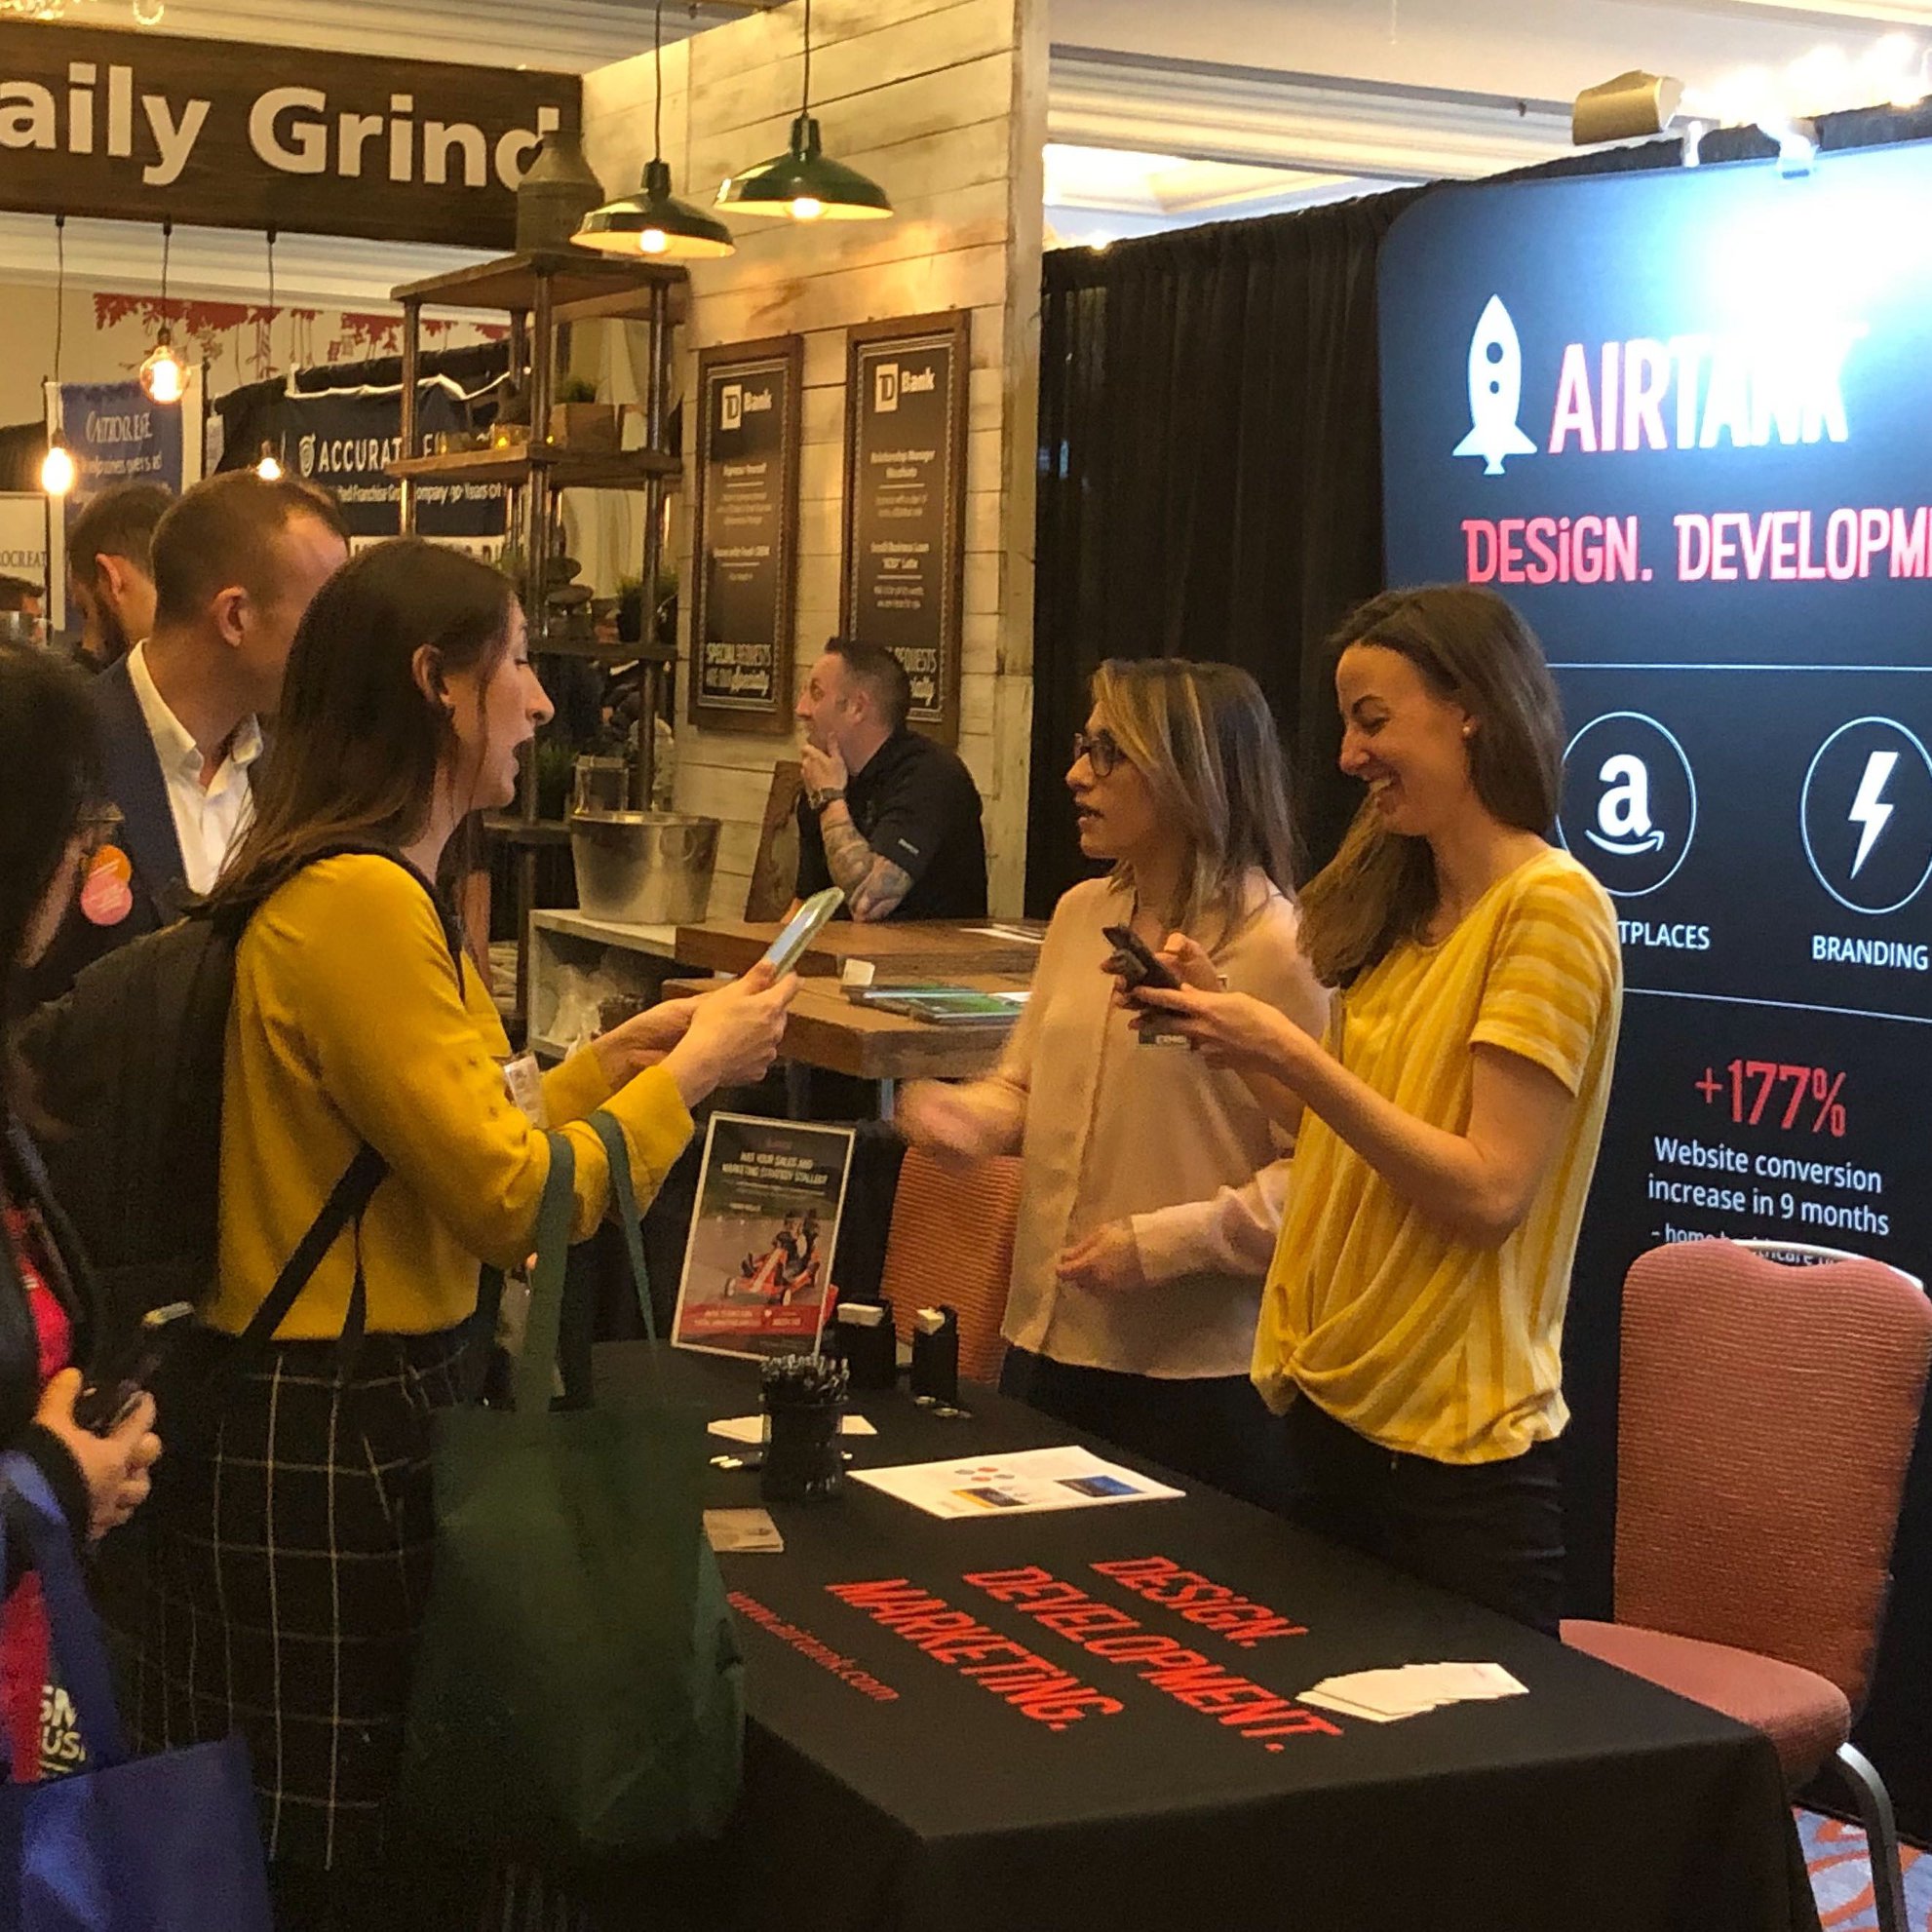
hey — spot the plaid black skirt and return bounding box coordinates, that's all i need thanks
[116,1327,471,1874]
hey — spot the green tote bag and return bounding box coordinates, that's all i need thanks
[401,1116,744,1861]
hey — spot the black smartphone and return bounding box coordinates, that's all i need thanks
[1101,923,1181,992]
[73,1301,197,1436]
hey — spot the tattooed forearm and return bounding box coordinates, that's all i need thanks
[819,802,913,921]
[819,803,877,899]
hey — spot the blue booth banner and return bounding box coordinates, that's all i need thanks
[1379,138,1932,1800]
[45,373,202,630]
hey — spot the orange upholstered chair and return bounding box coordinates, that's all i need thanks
[1562,1239,1932,1932]
[877,1146,1024,1385]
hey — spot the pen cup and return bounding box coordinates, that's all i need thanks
[760,1353,849,1504]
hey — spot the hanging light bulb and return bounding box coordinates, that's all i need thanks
[255,441,284,482]
[140,328,185,405]
[574,0,735,258]
[139,219,186,406]
[715,0,892,223]
[41,430,75,497]
[41,213,74,498]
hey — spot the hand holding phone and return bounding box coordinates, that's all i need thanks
[74,1302,196,1436]
[1101,923,1181,992]
[761,887,846,977]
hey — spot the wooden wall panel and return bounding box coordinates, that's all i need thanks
[584,0,1042,918]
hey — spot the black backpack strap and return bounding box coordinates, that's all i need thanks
[228,1141,389,1364]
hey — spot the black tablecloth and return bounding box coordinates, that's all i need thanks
[595,1345,1817,1932]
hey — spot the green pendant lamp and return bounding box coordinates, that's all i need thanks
[715,0,893,223]
[574,0,736,259]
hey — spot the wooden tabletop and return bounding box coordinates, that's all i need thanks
[670,917,1047,981]
[664,974,1025,1081]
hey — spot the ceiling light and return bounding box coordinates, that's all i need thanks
[41,430,73,497]
[716,0,892,222]
[139,219,185,406]
[575,0,735,258]
[1572,70,1685,145]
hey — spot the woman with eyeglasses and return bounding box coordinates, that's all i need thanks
[0,641,163,1781]
[898,660,1329,1506]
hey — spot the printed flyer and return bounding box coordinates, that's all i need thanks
[672,1113,856,1360]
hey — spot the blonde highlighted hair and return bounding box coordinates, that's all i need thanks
[1297,585,1564,986]
[1089,657,1301,947]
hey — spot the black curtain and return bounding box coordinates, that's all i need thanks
[1028,189,1419,913]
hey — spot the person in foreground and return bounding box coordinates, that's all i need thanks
[119,541,795,1927]
[898,660,1329,1507]
[1130,587,1622,1634]
[0,643,162,1779]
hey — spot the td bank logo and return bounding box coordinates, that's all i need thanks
[1557,712,1698,898]
[874,364,900,413]
[719,382,742,431]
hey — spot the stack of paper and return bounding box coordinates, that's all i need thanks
[1298,1662,1527,1722]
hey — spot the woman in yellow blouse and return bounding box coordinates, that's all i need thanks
[1134,587,1622,1633]
[125,540,794,1929]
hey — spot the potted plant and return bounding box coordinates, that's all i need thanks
[549,376,620,453]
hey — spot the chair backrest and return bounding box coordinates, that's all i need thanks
[1614,1238,1932,1707]
[877,1145,1024,1385]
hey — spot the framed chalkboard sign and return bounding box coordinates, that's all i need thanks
[691,334,804,734]
[840,310,970,744]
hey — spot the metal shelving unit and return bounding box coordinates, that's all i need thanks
[386,249,688,1034]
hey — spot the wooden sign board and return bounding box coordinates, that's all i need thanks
[0,19,580,249]
[841,310,969,745]
[690,334,803,735]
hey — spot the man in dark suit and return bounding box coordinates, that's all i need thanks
[27,473,349,1005]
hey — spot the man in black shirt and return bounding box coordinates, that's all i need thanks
[793,637,987,921]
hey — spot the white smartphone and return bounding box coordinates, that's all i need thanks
[760,887,846,976]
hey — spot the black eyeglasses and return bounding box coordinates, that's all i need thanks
[1071,728,1127,778]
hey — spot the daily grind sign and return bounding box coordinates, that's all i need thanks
[1379,142,1932,1790]
[842,310,969,745]
[0,19,578,249]
[691,335,802,735]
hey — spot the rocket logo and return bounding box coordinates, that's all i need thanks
[1453,295,1538,476]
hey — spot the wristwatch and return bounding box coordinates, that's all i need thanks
[806,785,846,812]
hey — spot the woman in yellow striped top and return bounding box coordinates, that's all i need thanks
[1134,586,1621,1633]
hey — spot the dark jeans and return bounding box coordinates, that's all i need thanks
[1282,1395,1565,1636]
[999,1345,1296,1513]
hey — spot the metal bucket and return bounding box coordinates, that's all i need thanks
[568,810,719,925]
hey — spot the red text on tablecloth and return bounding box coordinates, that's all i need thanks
[1089,1556,1308,1649]
[962,1565,1340,1751]
[727,1589,901,1702]
[824,1579,1124,1729]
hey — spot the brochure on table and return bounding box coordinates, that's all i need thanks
[672,1113,856,1361]
[853,1446,1185,1520]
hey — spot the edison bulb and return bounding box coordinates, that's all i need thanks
[140,333,185,406]
[255,444,284,482]
[638,228,669,254]
[790,196,825,221]
[41,440,75,496]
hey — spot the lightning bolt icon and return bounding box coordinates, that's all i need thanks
[1848,751,1899,877]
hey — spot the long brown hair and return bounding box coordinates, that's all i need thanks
[1090,658,1302,947]
[212,539,516,910]
[1297,586,1563,985]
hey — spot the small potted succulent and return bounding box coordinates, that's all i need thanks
[549,376,620,453]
